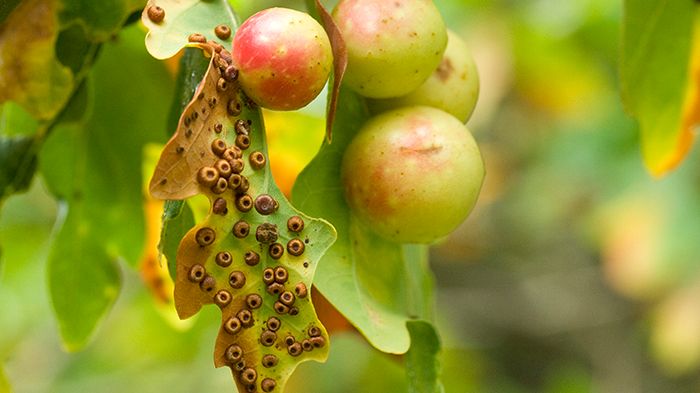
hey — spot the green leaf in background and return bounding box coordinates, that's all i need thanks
[293,88,437,354]
[40,24,173,350]
[0,0,73,122]
[141,0,237,59]
[0,137,37,202]
[620,0,698,177]
[407,321,444,393]
[0,103,41,201]
[0,363,11,393]
[59,0,144,41]
[47,203,122,351]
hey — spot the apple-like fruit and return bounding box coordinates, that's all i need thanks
[369,30,479,122]
[341,106,484,243]
[332,0,447,98]
[231,8,333,110]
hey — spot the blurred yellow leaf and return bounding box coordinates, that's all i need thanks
[0,0,73,121]
[620,0,698,177]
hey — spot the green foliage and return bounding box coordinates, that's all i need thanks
[293,88,434,353]
[39,25,173,350]
[620,0,697,176]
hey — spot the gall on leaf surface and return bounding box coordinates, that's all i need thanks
[141,0,236,60]
[149,50,336,392]
[620,0,698,177]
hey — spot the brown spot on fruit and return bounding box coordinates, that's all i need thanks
[435,57,454,82]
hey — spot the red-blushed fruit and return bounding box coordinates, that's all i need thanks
[369,30,480,123]
[231,7,333,110]
[332,0,447,98]
[341,106,484,243]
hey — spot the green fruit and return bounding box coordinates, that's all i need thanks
[369,30,479,122]
[332,0,447,98]
[341,106,484,243]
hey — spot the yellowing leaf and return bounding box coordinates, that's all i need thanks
[621,0,698,177]
[0,0,73,121]
[149,51,336,393]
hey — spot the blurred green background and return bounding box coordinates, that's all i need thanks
[3,0,700,392]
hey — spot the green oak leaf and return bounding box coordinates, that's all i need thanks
[620,0,698,176]
[141,0,237,60]
[40,25,172,350]
[293,88,438,354]
[148,47,336,391]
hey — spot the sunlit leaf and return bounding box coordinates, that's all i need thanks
[40,25,172,349]
[141,0,237,60]
[293,89,437,354]
[620,0,698,177]
[406,321,444,393]
[0,0,73,121]
[149,50,336,391]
